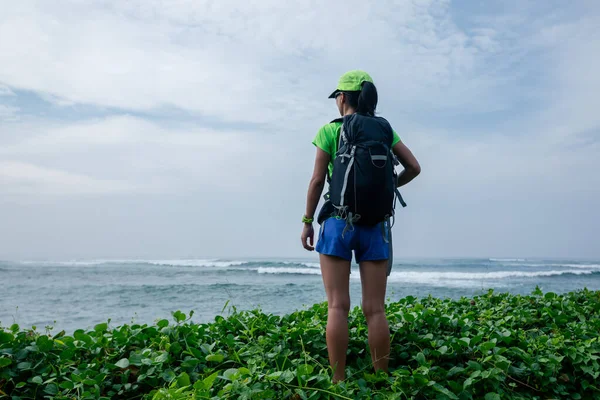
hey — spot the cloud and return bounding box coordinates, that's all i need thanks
[0,115,243,153]
[0,0,599,259]
[0,104,19,121]
[0,115,284,195]
[0,84,14,96]
[0,161,134,195]
[0,0,513,127]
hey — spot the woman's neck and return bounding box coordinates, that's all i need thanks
[342,106,356,116]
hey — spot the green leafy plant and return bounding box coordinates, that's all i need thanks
[1,288,599,399]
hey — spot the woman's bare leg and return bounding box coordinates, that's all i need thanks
[319,253,351,382]
[359,259,390,373]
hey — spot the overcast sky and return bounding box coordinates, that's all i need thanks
[1,0,599,261]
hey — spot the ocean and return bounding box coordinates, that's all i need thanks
[2,257,599,334]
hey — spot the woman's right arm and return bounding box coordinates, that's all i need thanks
[304,147,330,220]
[392,140,421,187]
[301,147,330,251]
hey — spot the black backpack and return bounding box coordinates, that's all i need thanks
[319,113,406,227]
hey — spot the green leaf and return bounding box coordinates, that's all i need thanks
[479,341,496,352]
[223,368,239,381]
[0,331,14,344]
[280,370,295,383]
[205,353,224,363]
[73,330,93,345]
[416,352,427,365]
[403,312,416,322]
[267,371,282,380]
[467,361,482,371]
[254,389,276,399]
[36,335,53,352]
[44,383,59,395]
[203,371,219,390]
[463,377,474,389]
[471,335,483,346]
[115,358,130,369]
[161,370,177,383]
[31,376,43,384]
[447,366,465,377]
[154,352,168,363]
[172,311,186,323]
[128,352,144,367]
[484,393,501,400]
[94,322,108,332]
[60,381,75,390]
[297,364,314,376]
[181,358,201,368]
[176,372,190,387]
[188,347,203,359]
[0,357,12,368]
[432,383,459,400]
[17,361,32,370]
[157,319,169,328]
[459,337,471,346]
[470,370,481,379]
[438,345,448,355]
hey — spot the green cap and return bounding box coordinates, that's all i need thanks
[328,70,374,98]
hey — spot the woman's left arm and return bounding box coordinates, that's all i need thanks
[392,140,421,187]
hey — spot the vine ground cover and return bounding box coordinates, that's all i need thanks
[1,288,599,399]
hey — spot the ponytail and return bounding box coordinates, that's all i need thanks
[356,81,378,116]
[341,81,378,116]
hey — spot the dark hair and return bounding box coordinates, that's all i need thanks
[343,81,378,116]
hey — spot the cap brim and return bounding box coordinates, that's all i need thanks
[328,90,340,99]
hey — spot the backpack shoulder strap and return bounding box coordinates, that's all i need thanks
[376,115,395,146]
[326,117,347,152]
[338,124,348,150]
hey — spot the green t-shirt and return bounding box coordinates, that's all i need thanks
[312,120,401,178]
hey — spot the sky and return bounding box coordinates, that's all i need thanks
[1,0,599,261]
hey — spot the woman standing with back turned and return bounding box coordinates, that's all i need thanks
[301,70,421,382]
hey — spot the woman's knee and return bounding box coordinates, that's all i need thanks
[329,297,351,315]
[362,300,385,321]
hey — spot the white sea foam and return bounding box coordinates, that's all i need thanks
[19,259,247,268]
[257,267,322,275]
[386,269,596,284]
[301,262,321,269]
[556,264,600,269]
[142,259,247,268]
[19,259,117,266]
[496,262,600,269]
[254,267,596,283]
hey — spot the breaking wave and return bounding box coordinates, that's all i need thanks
[257,267,322,275]
[387,269,599,284]
[17,259,321,269]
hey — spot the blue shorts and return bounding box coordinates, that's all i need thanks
[316,217,393,273]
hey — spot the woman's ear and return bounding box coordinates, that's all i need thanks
[336,93,343,114]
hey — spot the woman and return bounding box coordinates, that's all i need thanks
[301,70,421,382]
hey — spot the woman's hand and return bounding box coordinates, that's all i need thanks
[301,223,315,251]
